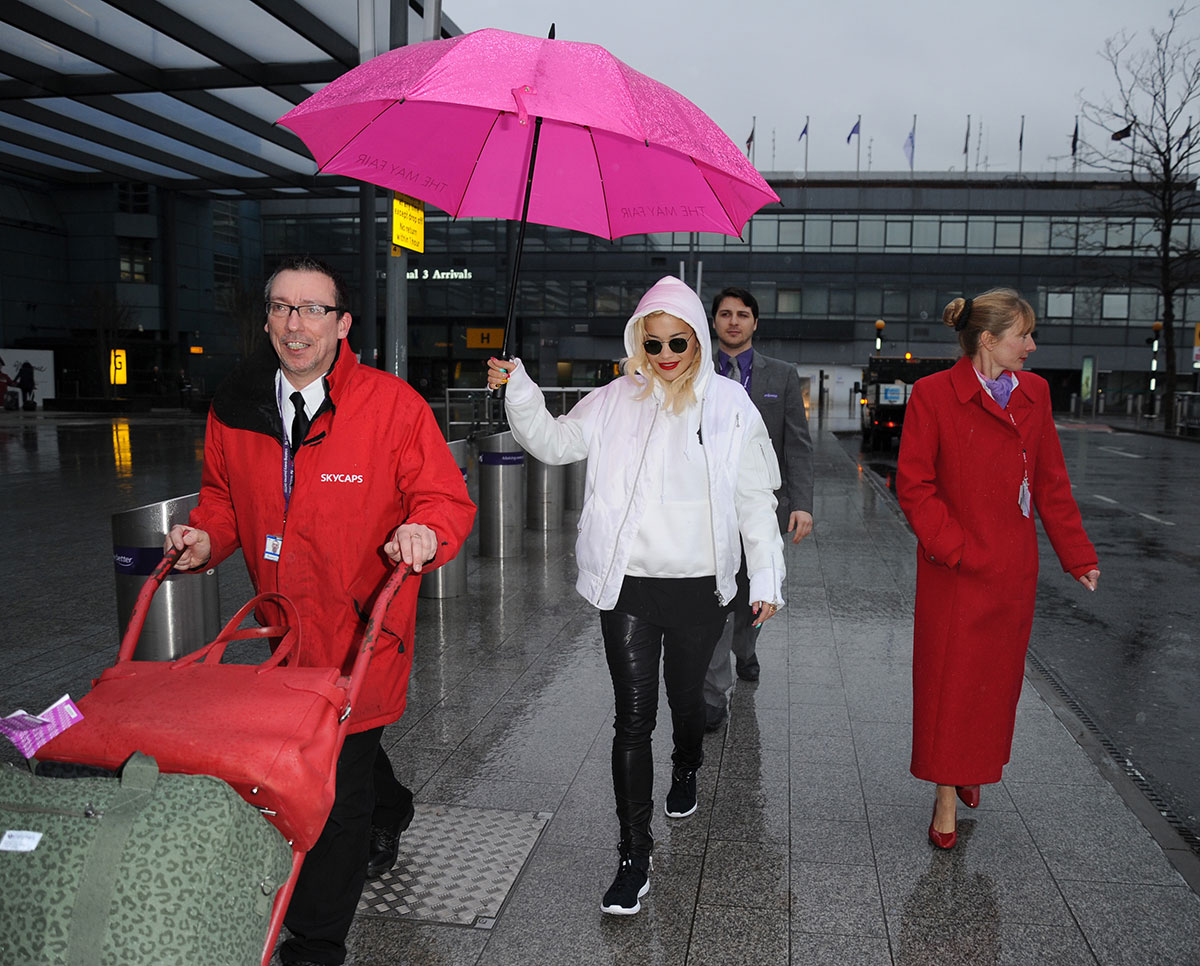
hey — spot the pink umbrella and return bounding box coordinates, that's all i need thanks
[277,26,779,353]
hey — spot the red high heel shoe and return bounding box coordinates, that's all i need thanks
[928,804,957,850]
[956,785,980,809]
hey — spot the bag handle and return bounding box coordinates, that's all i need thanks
[167,592,302,670]
[116,546,182,662]
[65,752,159,966]
[337,564,411,724]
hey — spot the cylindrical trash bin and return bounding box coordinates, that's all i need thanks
[477,431,524,557]
[565,458,586,510]
[420,439,469,598]
[526,455,565,530]
[112,493,220,661]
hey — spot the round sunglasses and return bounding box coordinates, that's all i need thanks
[643,333,694,355]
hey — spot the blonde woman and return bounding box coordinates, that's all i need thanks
[487,276,784,915]
[897,288,1100,850]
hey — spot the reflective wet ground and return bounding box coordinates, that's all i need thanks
[3,408,1199,965]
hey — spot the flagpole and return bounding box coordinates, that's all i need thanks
[856,114,861,177]
[911,114,917,179]
[1018,114,1025,175]
[804,115,809,178]
[772,127,776,170]
[964,114,970,180]
[1073,115,1079,173]
[752,114,756,166]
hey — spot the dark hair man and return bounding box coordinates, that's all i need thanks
[166,255,476,966]
[704,286,814,730]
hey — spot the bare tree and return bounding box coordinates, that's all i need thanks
[226,280,266,362]
[84,286,134,399]
[1078,4,1200,431]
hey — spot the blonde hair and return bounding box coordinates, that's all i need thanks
[624,312,701,413]
[943,288,1036,356]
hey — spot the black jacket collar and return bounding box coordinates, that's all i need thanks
[211,340,345,439]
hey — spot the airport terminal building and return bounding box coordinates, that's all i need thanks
[2,168,1195,412]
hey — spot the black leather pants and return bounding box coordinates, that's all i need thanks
[599,610,728,857]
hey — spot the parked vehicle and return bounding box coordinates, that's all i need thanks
[860,355,955,449]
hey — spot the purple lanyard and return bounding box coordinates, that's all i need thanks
[277,379,296,510]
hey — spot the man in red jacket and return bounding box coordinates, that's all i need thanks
[166,256,475,966]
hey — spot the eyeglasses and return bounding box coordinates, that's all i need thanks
[643,334,693,355]
[266,301,341,320]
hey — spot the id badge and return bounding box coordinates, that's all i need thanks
[1018,478,1031,518]
[264,534,282,562]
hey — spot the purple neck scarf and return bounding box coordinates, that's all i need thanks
[984,372,1013,409]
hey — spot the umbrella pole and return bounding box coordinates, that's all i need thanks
[491,110,546,409]
[499,112,545,362]
[498,23,555,369]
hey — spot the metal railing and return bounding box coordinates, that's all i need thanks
[431,386,593,440]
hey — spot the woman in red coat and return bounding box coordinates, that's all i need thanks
[896,288,1101,850]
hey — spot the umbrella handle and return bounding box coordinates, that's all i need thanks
[490,353,510,402]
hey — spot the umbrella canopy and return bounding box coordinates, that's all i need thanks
[277,27,778,240]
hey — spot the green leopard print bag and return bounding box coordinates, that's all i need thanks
[0,752,293,966]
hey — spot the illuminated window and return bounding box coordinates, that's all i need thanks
[118,238,152,283]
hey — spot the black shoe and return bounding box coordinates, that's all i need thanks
[736,657,760,682]
[600,855,650,915]
[704,703,728,733]
[367,797,415,878]
[664,766,698,818]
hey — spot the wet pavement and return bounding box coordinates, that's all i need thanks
[3,406,1200,965]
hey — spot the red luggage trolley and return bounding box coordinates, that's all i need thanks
[39,548,409,966]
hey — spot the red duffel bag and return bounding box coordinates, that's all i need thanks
[37,562,394,852]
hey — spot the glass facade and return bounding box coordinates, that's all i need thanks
[259,174,1197,400]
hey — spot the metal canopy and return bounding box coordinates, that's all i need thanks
[0,0,459,198]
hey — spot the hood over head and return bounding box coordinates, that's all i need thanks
[623,276,713,393]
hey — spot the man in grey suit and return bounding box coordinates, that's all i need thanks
[704,286,815,731]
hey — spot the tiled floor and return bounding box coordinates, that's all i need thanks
[3,410,1200,964]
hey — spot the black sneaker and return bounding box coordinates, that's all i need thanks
[664,767,698,818]
[600,856,650,915]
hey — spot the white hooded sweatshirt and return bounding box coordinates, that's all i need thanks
[500,275,785,612]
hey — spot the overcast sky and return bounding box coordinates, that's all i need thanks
[444,0,1181,175]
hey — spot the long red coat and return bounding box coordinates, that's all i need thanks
[896,356,1097,784]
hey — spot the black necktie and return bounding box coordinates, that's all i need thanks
[290,391,309,449]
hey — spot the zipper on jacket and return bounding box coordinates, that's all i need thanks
[699,395,733,608]
[598,399,660,597]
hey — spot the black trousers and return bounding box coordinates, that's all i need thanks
[281,726,382,966]
[599,608,727,858]
[371,746,412,829]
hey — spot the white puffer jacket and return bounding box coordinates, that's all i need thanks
[501,276,785,612]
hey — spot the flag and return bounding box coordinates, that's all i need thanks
[903,127,915,170]
[846,118,860,143]
[745,123,755,154]
[1112,121,1133,141]
[1018,116,1025,152]
[798,120,809,142]
[963,116,970,155]
[1071,119,1079,156]
[1177,122,1190,151]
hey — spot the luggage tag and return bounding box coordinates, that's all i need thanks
[264,534,282,562]
[1018,476,1031,518]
